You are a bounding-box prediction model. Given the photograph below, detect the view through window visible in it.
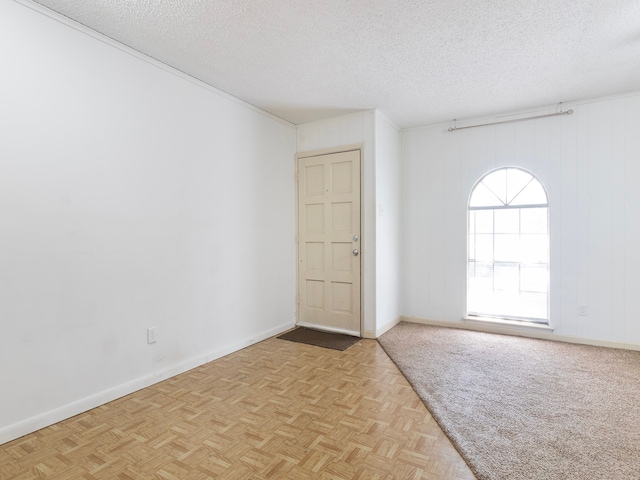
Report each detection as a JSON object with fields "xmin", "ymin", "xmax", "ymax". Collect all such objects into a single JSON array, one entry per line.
[{"xmin": 467, "ymin": 167, "xmax": 549, "ymax": 323}]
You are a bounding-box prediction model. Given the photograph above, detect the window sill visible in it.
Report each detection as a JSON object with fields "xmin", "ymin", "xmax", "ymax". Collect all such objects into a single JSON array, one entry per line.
[{"xmin": 463, "ymin": 316, "xmax": 554, "ymax": 332}]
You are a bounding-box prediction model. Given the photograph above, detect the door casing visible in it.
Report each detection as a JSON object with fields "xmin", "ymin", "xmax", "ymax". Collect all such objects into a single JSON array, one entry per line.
[{"xmin": 295, "ymin": 145, "xmax": 364, "ymax": 337}]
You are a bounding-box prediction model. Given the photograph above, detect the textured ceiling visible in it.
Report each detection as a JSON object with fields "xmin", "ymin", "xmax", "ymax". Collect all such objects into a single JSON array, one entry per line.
[{"xmin": 31, "ymin": 0, "xmax": 640, "ymax": 127}]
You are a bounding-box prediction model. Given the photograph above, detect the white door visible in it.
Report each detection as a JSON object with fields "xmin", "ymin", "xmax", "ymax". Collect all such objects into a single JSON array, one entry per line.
[{"xmin": 297, "ymin": 149, "xmax": 361, "ymax": 336}]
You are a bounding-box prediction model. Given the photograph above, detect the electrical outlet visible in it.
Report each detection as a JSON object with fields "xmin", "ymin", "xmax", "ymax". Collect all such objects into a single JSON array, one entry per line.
[
  {"xmin": 147, "ymin": 326, "xmax": 158, "ymax": 344},
  {"xmin": 578, "ymin": 305, "xmax": 588, "ymax": 317}
]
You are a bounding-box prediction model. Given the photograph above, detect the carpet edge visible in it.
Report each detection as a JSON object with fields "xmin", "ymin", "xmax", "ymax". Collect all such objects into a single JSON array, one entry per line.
[{"xmin": 377, "ymin": 331, "xmax": 484, "ymax": 480}]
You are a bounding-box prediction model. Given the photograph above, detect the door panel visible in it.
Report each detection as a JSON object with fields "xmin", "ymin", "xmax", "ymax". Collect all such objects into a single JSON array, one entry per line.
[{"xmin": 297, "ymin": 150, "xmax": 361, "ymax": 336}]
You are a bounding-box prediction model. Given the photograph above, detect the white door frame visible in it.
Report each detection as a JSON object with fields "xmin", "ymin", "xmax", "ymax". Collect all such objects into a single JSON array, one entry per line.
[{"xmin": 295, "ymin": 145, "xmax": 364, "ymax": 336}]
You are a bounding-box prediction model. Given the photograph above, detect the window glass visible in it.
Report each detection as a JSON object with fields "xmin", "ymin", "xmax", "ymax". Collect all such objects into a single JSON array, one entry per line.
[
  {"xmin": 494, "ymin": 209, "xmax": 519, "ymax": 234},
  {"xmin": 467, "ymin": 167, "xmax": 549, "ymax": 323},
  {"xmin": 510, "ymin": 181, "xmax": 547, "ymax": 205},
  {"xmin": 506, "ymin": 169, "xmax": 533, "ymax": 204},
  {"xmin": 474, "ymin": 210, "xmax": 494, "ymax": 233},
  {"xmin": 475, "ymin": 234, "xmax": 494, "ymax": 262},
  {"xmin": 470, "ymin": 182, "xmax": 503, "ymax": 207},
  {"xmin": 521, "ymin": 208, "xmax": 547, "ymax": 233},
  {"xmin": 481, "ymin": 168, "xmax": 507, "ymax": 204},
  {"xmin": 494, "ymin": 234, "xmax": 520, "ymax": 262}
]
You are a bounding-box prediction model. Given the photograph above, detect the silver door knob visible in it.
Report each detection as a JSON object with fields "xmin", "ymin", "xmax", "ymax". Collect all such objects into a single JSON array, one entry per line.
[
  {"xmin": 352, "ymin": 249, "xmax": 359, "ymax": 256},
  {"xmin": 353, "ymin": 235, "xmax": 359, "ymax": 242}
]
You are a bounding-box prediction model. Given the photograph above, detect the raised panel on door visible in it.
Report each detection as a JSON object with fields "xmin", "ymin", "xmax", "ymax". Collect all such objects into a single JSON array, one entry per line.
[{"xmin": 297, "ymin": 149, "xmax": 361, "ymax": 336}]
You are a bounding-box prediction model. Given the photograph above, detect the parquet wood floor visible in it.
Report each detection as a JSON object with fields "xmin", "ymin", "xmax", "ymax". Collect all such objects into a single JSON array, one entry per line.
[{"xmin": 1, "ymin": 336, "xmax": 475, "ymax": 479}]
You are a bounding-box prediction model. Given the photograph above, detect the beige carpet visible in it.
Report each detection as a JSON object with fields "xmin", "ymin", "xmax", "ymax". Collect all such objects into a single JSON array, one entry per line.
[{"xmin": 378, "ymin": 322, "xmax": 640, "ymax": 480}]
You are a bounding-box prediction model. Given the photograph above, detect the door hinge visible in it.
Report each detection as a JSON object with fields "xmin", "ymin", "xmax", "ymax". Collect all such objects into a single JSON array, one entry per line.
[{"xmin": 296, "ymin": 294, "xmax": 300, "ymax": 304}]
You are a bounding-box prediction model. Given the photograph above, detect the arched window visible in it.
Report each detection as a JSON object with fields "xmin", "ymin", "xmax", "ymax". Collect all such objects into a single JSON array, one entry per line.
[{"xmin": 467, "ymin": 167, "xmax": 549, "ymax": 323}]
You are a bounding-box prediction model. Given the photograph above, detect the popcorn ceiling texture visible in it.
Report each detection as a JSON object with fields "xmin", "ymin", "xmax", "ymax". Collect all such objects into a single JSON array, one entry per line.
[{"xmin": 32, "ymin": 0, "xmax": 640, "ymax": 127}]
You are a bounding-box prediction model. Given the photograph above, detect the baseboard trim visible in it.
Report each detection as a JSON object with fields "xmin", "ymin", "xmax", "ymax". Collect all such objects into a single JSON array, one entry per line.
[
  {"xmin": 372, "ymin": 316, "xmax": 402, "ymax": 338},
  {"xmin": 361, "ymin": 316, "xmax": 403, "ymax": 339},
  {"xmin": 362, "ymin": 329, "xmax": 376, "ymax": 339},
  {"xmin": 0, "ymin": 320, "xmax": 295, "ymax": 445},
  {"xmin": 401, "ymin": 316, "xmax": 640, "ymax": 351}
]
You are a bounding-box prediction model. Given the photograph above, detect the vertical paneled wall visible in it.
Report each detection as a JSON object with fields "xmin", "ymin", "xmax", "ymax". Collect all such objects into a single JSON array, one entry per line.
[{"xmin": 401, "ymin": 93, "xmax": 640, "ymax": 346}]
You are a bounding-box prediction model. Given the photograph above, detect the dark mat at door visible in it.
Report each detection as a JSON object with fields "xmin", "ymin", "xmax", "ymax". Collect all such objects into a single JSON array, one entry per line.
[{"xmin": 277, "ymin": 327, "xmax": 360, "ymax": 351}]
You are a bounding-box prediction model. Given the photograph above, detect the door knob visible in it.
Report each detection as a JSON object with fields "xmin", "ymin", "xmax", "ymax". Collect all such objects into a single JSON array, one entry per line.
[
  {"xmin": 352, "ymin": 249, "xmax": 359, "ymax": 256},
  {"xmin": 353, "ymin": 235, "xmax": 359, "ymax": 242}
]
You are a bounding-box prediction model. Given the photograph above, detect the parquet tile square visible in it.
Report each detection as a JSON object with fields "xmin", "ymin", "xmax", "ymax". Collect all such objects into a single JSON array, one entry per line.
[{"xmin": 1, "ymin": 337, "xmax": 474, "ymax": 479}]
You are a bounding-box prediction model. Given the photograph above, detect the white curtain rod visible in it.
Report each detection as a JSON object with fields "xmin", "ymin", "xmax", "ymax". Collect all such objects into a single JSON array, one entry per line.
[{"xmin": 448, "ymin": 108, "xmax": 574, "ymax": 132}]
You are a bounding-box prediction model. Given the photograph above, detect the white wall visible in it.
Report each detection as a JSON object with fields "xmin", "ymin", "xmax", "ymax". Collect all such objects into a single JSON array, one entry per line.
[
  {"xmin": 402, "ymin": 93, "xmax": 640, "ymax": 347},
  {"xmin": 374, "ymin": 112, "xmax": 402, "ymax": 335},
  {"xmin": 296, "ymin": 112, "xmax": 377, "ymax": 335},
  {"xmin": 0, "ymin": 1, "xmax": 296, "ymax": 443}
]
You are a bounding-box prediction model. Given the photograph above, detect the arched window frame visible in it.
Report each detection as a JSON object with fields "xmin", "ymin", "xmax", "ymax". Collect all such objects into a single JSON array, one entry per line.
[{"xmin": 467, "ymin": 167, "xmax": 550, "ymax": 324}]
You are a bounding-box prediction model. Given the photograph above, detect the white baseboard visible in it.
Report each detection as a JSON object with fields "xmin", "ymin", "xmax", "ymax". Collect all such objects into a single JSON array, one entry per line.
[
  {"xmin": 0, "ymin": 320, "xmax": 295, "ymax": 445},
  {"xmin": 368, "ymin": 316, "xmax": 402, "ymax": 338},
  {"xmin": 361, "ymin": 316, "xmax": 403, "ymax": 339},
  {"xmin": 400, "ymin": 316, "xmax": 640, "ymax": 351},
  {"xmin": 362, "ymin": 329, "xmax": 376, "ymax": 339}
]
